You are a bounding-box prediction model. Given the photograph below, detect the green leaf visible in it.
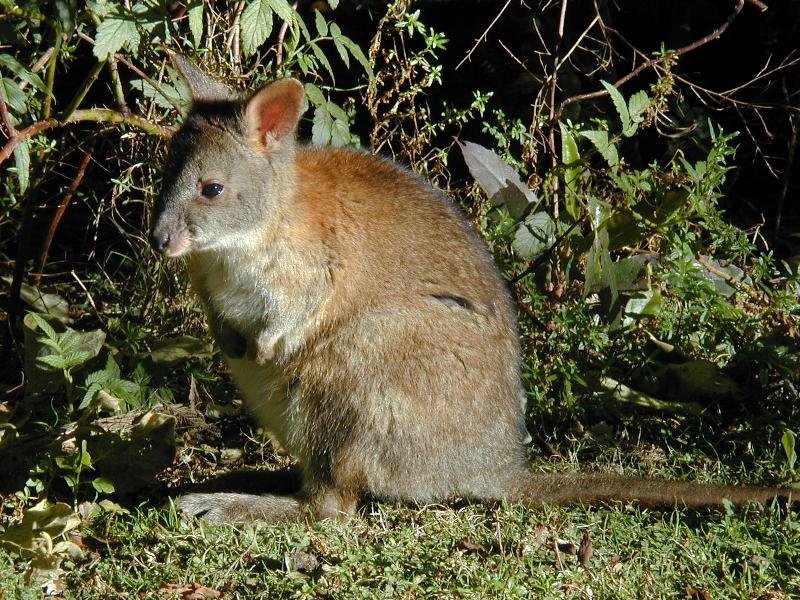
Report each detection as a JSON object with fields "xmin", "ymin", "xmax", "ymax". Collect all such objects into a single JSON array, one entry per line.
[
  {"xmin": 603, "ymin": 210, "xmax": 647, "ymax": 250},
  {"xmin": 304, "ymin": 82, "xmax": 325, "ymax": 106},
  {"xmin": 328, "ymin": 0, "xmax": 339, "ymax": 8},
  {"xmin": 580, "ymin": 129, "xmax": 619, "ymax": 167},
  {"xmin": 12, "ymin": 138, "xmax": 30, "ymax": 193},
  {"xmin": 93, "ymin": 14, "xmax": 139, "ymax": 60},
  {"xmin": 240, "ymin": 0, "xmax": 274, "ymax": 57},
  {"xmin": 584, "ymin": 197, "xmax": 615, "ymax": 299},
  {"xmin": 268, "ymin": 0, "xmax": 296, "ymax": 23},
  {"xmin": 458, "ymin": 140, "xmax": 538, "ymax": 206},
  {"xmin": 309, "ymin": 41, "xmax": 335, "ymax": 81},
  {"xmin": 55, "ymin": 0, "xmax": 78, "ymax": 32},
  {"xmin": 628, "ymin": 90, "xmax": 650, "ymax": 121},
  {"xmin": 92, "ymin": 477, "xmax": 116, "ymax": 494},
  {"xmin": 187, "ymin": 0, "xmax": 204, "ymax": 47},
  {"xmin": 0, "ymin": 77, "xmax": 27, "ymax": 113},
  {"xmin": 28, "ymin": 312, "xmax": 58, "ymax": 342},
  {"xmin": 337, "ymin": 35, "xmax": 374, "ymax": 79},
  {"xmin": 314, "ymin": 9, "xmax": 328, "ymax": 37},
  {"xmin": 513, "ymin": 212, "xmax": 557, "ymax": 261},
  {"xmin": 130, "ymin": 78, "xmax": 182, "ymax": 110},
  {"xmin": 330, "ymin": 118, "xmax": 350, "ymax": 147},
  {"xmin": 559, "ymin": 122, "xmax": 581, "ymax": 220},
  {"xmin": 782, "ymin": 429, "xmax": 797, "ymax": 473},
  {"xmin": 622, "ymin": 289, "xmax": 662, "ymax": 328},
  {"xmin": 312, "ymin": 105, "xmax": 333, "ymax": 146},
  {"xmin": 329, "ymin": 22, "xmax": 350, "ymax": 68},
  {"xmin": 601, "ymin": 80, "xmax": 631, "ymax": 134},
  {"xmin": 0, "ymin": 54, "xmax": 48, "ymax": 95},
  {"xmin": 149, "ymin": 335, "xmax": 213, "ymax": 364}
]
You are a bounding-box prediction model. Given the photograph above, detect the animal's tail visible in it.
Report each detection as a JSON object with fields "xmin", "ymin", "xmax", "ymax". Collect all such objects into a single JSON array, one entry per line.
[{"xmin": 507, "ymin": 472, "xmax": 791, "ymax": 509}]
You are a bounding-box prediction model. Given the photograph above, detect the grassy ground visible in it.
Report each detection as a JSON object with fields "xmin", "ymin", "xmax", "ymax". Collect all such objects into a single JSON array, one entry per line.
[{"xmin": 2, "ymin": 446, "xmax": 798, "ymax": 599}]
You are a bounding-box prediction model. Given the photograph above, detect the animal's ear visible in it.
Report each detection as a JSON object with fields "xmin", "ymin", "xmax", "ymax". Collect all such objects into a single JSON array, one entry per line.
[
  {"xmin": 244, "ymin": 79, "xmax": 305, "ymax": 152},
  {"xmin": 172, "ymin": 54, "xmax": 235, "ymax": 103}
]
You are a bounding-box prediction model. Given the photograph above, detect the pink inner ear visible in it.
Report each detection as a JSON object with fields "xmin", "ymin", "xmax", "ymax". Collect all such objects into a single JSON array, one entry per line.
[
  {"xmin": 247, "ymin": 81, "xmax": 303, "ymax": 146},
  {"xmin": 259, "ymin": 102, "xmax": 286, "ymax": 139}
]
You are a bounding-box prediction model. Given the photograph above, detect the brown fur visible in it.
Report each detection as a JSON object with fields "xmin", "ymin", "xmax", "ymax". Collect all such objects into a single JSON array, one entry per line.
[{"xmin": 152, "ymin": 58, "xmax": 789, "ymax": 523}]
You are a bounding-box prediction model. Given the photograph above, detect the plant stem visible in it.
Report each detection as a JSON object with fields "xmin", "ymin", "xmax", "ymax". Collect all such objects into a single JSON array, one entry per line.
[{"xmin": 43, "ymin": 23, "xmax": 62, "ymax": 120}]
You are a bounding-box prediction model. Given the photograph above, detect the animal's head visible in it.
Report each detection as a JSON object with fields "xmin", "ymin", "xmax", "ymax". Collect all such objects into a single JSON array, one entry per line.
[{"xmin": 151, "ymin": 55, "xmax": 305, "ymax": 257}]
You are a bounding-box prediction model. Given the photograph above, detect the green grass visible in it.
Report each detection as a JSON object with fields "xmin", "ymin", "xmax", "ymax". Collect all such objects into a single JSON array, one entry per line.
[{"xmin": 2, "ymin": 464, "xmax": 798, "ymax": 598}]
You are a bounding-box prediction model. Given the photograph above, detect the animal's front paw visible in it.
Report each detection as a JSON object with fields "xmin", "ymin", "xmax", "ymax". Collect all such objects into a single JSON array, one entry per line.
[{"xmin": 215, "ymin": 323, "xmax": 247, "ymax": 358}]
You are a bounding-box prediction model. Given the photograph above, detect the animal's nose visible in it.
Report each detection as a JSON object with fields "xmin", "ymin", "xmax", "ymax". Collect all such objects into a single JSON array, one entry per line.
[{"xmin": 151, "ymin": 229, "xmax": 171, "ymax": 253}]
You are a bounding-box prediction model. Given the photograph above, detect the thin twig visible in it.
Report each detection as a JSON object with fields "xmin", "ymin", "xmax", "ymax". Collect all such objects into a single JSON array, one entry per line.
[
  {"xmin": 36, "ymin": 145, "xmax": 96, "ymax": 283},
  {"xmin": 61, "ymin": 59, "xmax": 106, "ymax": 121},
  {"xmin": 556, "ymin": 0, "xmax": 752, "ymax": 119},
  {"xmin": 548, "ymin": 0, "xmax": 569, "ymax": 219},
  {"xmin": 75, "ymin": 30, "xmax": 184, "ymax": 113},
  {"xmin": 276, "ymin": 1, "xmax": 299, "ymax": 66},
  {"xmin": 0, "ymin": 108, "xmax": 173, "ymax": 167},
  {"xmin": 0, "ymin": 87, "xmax": 18, "ymax": 138},
  {"xmin": 19, "ymin": 47, "xmax": 54, "ymax": 91},
  {"xmin": 43, "ymin": 24, "xmax": 62, "ymax": 120},
  {"xmin": 107, "ymin": 58, "xmax": 129, "ymax": 115},
  {"xmin": 455, "ymin": 0, "xmax": 513, "ymax": 70},
  {"xmin": 71, "ymin": 270, "xmax": 105, "ymax": 325}
]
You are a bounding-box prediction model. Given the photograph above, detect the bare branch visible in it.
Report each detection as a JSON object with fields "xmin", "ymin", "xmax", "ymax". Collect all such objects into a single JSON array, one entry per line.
[{"xmin": 0, "ymin": 108, "xmax": 173, "ymax": 167}]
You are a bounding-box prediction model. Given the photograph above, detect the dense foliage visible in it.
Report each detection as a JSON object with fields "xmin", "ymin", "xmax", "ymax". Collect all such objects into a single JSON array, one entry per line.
[{"xmin": 1, "ymin": 0, "xmax": 798, "ymax": 595}]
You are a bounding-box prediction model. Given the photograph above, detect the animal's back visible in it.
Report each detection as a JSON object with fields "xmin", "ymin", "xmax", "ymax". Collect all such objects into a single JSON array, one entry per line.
[{"xmin": 284, "ymin": 147, "xmax": 531, "ymax": 503}]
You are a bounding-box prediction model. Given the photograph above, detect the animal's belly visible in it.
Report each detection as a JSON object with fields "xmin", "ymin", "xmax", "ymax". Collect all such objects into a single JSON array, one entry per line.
[{"xmin": 225, "ymin": 356, "xmax": 298, "ymax": 455}]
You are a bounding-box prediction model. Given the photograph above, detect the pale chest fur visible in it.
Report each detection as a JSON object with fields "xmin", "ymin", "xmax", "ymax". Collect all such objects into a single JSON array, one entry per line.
[{"xmin": 186, "ymin": 240, "xmax": 331, "ymax": 455}]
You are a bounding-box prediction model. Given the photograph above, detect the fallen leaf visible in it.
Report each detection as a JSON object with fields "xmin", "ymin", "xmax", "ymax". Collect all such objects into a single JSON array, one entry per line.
[
  {"xmin": 285, "ymin": 551, "xmax": 319, "ymax": 573},
  {"xmin": 457, "ymin": 538, "xmax": 489, "ymax": 556},
  {"xmin": 578, "ymin": 532, "xmax": 593, "ymax": 569},
  {"xmin": 685, "ymin": 588, "xmax": 712, "ymax": 600}
]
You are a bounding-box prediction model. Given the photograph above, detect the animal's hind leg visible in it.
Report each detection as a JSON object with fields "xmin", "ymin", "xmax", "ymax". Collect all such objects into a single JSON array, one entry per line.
[{"xmin": 178, "ymin": 486, "xmax": 357, "ymax": 523}]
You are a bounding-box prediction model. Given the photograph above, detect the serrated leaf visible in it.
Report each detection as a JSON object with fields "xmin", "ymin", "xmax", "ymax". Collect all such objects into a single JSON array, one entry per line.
[
  {"xmin": 628, "ymin": 90, "xmax": 650, "ymax": 120},
  {"xmin": 28, "ymin": 312, "xmax": 58, "ymax": 341},
  {"xmin": 0, "ymin": 54, "xmax": 48, "ymax": 95},
  {"xmin": 458, "ymin": 140, "xmax": 537, "ymax": 206},
  {"xmin": 187, "ymin": 0, "xmax": 203, "ymax": 47},
  {"xmin": 268, "ymin": 0, "xmax": 296, "ymax": 23},
  {"xmin": 304, "ymin": 82, "xmax": 325, "ymax": 106},
  {"xmin": 601, "ymin": 80, "xmax": 631, "ymax": 134},
  {"xmin": 580, "ymin": 129, "xmax": 618, "ymax": 167},
  {"xmin": 513, "ymin": 212, "xmax": 556, "ymax": 260},
  {"xmin": 37, "ymin": 354, "xmax": 68, "ymax": 370},
  {"xmin": 12, "ymin": 138, "xmax": 30, "ymax": 193},
  {"xmin": 240, "ymin": 0, "xmax": 274, "ymax": 57},
  {"xmin": 93, "ymin": 15, "xmax": 139, "ymax": 60},
  {"xmin": 309, "ymin": 41, "xmax": 335, "ymax": 81},
  {"xmin": 559, "ymin": 122, "xmax": 581, "ymax": 220},
  {"xmin": 330, "ymin": 118, "xmax": 350, "ymax": 147},
  {"xmin": 328, "ymin": 22, "xmax": 350, "ymax": 67},
  {"xmin": 130, "ymin": 78, "xmax": 182, "ymax": 110},
  {"xmin": 337, "ymin": 35, "xmax": 373, "ymax": 79},
  {"xmin": 0, "ymin": 77, "xmax": 26, "ymax": 113},
  {"xmin": 312, "ymin": 105, "xmax": 333, "ymax": 146},
  {"xmin": 314, "ymin": 9, "xmax": 328, "ymax": 36}
]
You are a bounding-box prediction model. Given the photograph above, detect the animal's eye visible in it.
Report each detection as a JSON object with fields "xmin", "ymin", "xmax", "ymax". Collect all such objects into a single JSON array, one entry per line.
[{"xmin": 201, "ymin": 182, "xmax": 224, "ymax": 198}]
